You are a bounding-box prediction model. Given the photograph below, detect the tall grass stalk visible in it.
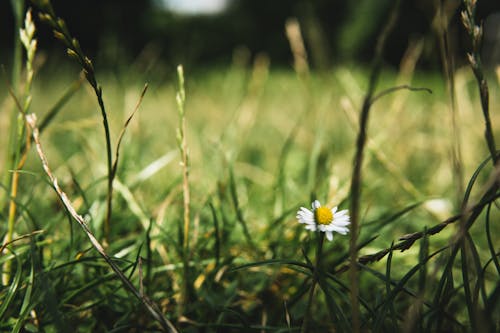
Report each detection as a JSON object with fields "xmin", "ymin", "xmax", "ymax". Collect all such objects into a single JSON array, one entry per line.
[
  {"xmin": 175, "ymin": 64, "xmax": 192, "ymax": 316},
  {"xmin": 436, "ymin": 0, "xmax": 464, "ymax": 205},
  {"xmin": 446, "ymin": 1, "xmax": 500, "ymax": 330},
  {"xmin": 348, "ymin": 2, "xmax": 401, "ymax": 331},
  {"xmin": 461, "ymin": 0, "xmax": 497, "ymax": 164},
  {"xmin": 3, "ymin": 8, "xmax": 36, "ymax": 285},
  {"xmin": 1, "ymin": 0, "xmax": 23, "ymax": 209},
  {"xmin": 31, "ymin": 0, "xmax": 114, "ymax": 244},
  {"xmin": 285, "ymin": 17, "xmax": 309, "ymax": 80},
  {"xmin": 285, "ymin": 17, "xmax": 322, "ymax": 196},
  {"xmin": 0, "ymin": 0, "xmax": 25, "ymax": 202}
]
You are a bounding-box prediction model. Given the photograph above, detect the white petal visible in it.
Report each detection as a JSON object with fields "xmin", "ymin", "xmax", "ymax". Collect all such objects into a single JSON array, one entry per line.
[
  {"xmin": 305, "ymin": 224, "xmax": 317, "ymax": 231},
  {"xmin": 333, "ymin": 218, "xmax": 350, "ymax": 227},
  {"xmin": 330, "ymin": 206, "xmax": 338, "ymax": 214},
  {"xmin": 322, "ymin": 222, "xmax": 349, "ymax": 235},
  {"xmin": 334, "ymin": 210, "xmax": 349, "ymax": 219},
  {"xmin": 312, "ymin": 200, "xmax": 321, "ymax": 209},
  {"xmin": 331, "ymin": 226, "xmax": 349, "ymax": 234},
  {"xmin": 298, "ymin": 207, "xmax": 312, "ymax": 215},
  {"xmin": 303, "ymin": 219, "xmax": 316, "ymax": 226},
  {"xmin": 300, "ymin": 215, "xmax": 315, "ymax": 224},
  {"xmin": 325, "ymin": 231, "xmax": 333, "ymax": 241},
  {"xmin": 297, "ymin": 208, "xmax": 314, "ymax": 224},
  {"xmin": 334, "ymin": 211, "xmax": 350, "ymax": 226}
]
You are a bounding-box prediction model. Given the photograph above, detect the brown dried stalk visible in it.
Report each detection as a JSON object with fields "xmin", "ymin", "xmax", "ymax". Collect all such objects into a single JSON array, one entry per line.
[{"xmin": 348, "ymin": 1, "xmax": 401, "ymax": 331}]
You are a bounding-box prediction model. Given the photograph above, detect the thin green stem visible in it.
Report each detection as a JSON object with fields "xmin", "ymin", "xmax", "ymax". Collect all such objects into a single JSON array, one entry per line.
[
  {"xmin": 301, "ymin": 232, "xmax": 325, "ymax": 333},
  {"xmin": 1, "ymin": 0, "xmax": 24, "ymax": 236},
  {"xmin": 99, "ymin": 88, "xmax": 113, "ymax": 245},
  {"xmin": 31, "ymin": 0, "xmax": 114, "ymax": 244},
  {"xmin": 3, "ymin": 5, "xmax": 35, "ymax": 285}
]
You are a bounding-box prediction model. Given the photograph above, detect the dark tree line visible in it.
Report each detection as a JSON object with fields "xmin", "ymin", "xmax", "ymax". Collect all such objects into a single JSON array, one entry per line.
[{"xmin": 1, "ymin": 0, "xmax": 500, "ymax": 70}]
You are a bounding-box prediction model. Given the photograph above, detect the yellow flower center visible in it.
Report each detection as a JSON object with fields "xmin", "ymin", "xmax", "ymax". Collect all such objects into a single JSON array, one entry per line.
[{"xmin": 315, "ymin": 206, "xmax": 333, "ymax": 225}]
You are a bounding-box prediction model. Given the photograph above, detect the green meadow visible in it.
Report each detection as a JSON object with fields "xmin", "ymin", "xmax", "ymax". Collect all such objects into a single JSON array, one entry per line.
[{"xmin": 1, "ymin": 1, "xmax": 499, "ymax": 332}]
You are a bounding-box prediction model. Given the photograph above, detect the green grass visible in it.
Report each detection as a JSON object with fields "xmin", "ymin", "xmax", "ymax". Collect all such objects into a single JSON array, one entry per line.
[
  {"xmin": 1, "ymin": 1, "xmax": 499, "ymax": 332},
  {"xmin": 1, "ymin": 63, "xmax": 499, "ymax": 332}
]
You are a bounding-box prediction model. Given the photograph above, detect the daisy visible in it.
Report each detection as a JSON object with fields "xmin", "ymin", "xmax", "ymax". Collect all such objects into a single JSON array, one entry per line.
[{"xmin": 296, "ymin": 200, "xmax": 350, "ymax": 241}]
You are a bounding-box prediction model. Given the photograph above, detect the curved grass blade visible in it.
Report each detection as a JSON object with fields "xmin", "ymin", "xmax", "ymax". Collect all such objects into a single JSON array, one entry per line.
[
  {"xmin": 12, "ymin": 254, "xmax": 35, "ymax": 333},
  {"xmin": 462, "ymin": 153, "xmax": 494, "ymax": 207},
  {"xmin": 229, "ymin": 167, "xmax": 258, "ymax": 253},
  {"xmin": 0, "ymin": 250, "xmax": 22, "ymax": 320},
  {"xmin": 484, "ymin": 282, "xmax": 500, "ymax": 329},
  {"xmin": 316, "ymin": 275, "xmax": 350, "ymax": 332},
  {"xmin": 369, "ymin": 85, "xmax": 432, "ymax": 105},
  {"xmin": 485, "ymin": 203, "xmax": 500, "ymax": 274},
  {"xmin": 372, "ymin": 243, "xmax": 396, "ymax": 332},
  {"xmin": 332, "ymin": 235, "xmax": 378, "ymax": 270},
  {"xmin": 363, "ymin": 201, "xmax": 423, "ymax": 227},
  {"xmin": 323, "ymin": 272, "xmax": 375, "ymax": 320},
  {"xmin": 209, "ymin": 201, "xmax": 221, "ymax": 266},
  {"xmin": 230, "ymin": 259, "xmax": 312, "ymax": 273},
  {"xmin": 110, "ymin": 83, "xmax": 148, "ymax": 197},
  {"xmin": 199, "ymin": 322, "xmax": 301, "ymax": 332},
  {"xmin": 286, "ymin": 276, "xmax": 312, "ymax": 309},
  {"xmin": 411, "ymin": 226, "xmax": 430, "ymax": 332},
  {"xmin": 429, "ymin": 177, "xmax": 499, "ymax": 330},
  {"xmin": 460, "ymin": 236, "xmax": 476, "ymax": 331},
  {"xmin": 387, "ymin": 244, "xmax": 398, "ymax": 330},
  {"xmin": 61, "ymin": 261, "xmax": 135, "ymax": 304},
  {"xmin": 219, "ymin": 306, "xmax": 251, "ymax": 328},
  {"xmin": 366, "ymin": 247, "xmax": 447, "ymax": 317},
  {"xmin": 429, "ymin": 251, "xmax": 457, "ymax": 331},
  {"xmin": 464, "ymin": 233, "xmax": 487, "ymax": 309},
  {"xmin": 107, "ymin": 325, "xmax": 136, "ymax": 333}
]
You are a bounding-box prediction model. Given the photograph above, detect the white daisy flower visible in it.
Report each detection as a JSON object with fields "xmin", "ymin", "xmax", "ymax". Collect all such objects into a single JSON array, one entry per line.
[{"xmin": 296, "ymin": 200, "xmax": 350, "ymax": 241}]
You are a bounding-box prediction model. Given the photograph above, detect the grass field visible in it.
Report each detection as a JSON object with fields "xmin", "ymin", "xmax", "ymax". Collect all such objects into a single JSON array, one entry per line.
[{"xmin": 1, "ymin": 1, "xmax": 499, "ymax": 332}]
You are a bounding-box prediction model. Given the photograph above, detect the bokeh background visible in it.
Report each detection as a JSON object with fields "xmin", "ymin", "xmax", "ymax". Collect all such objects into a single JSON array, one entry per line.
[{"xmin": 2, "ymin": 0, "xmax": 500, "ymax": 73}]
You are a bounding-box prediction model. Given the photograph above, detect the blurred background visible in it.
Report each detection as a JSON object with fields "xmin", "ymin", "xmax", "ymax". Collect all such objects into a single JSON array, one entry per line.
[{"xmin": 2, "ymin": 0, "xmax": 500, "ymax": 75}]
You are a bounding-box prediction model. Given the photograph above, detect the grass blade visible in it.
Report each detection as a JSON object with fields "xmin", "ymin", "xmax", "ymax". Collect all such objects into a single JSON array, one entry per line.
[
  {"xmin": 26, "ymin": 113, "xmax": 178, "ymax": 332},
  {"xmin": 485, "ymin": 203, "xmax": 500, "ymax": 275},
  {"xmin": 0, "ymin": 250, "xmax": 23, "ymax": 320},
  {"xmin": 229, "ymin": 167, "xmax": 258, "ymax": 253},
  {"xmin": 231, "ymin": 259, "xmax": 312, "ymax": 273},
  {"xmin": 12, "ymin": 250, "xmax": 36, "ymax": 333}
]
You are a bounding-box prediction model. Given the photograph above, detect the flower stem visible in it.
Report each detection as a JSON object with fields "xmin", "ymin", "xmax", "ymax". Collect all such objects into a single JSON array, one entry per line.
[{"xmin": 301, "ymin": 232, "xmax": 325, "ymax": 333}]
